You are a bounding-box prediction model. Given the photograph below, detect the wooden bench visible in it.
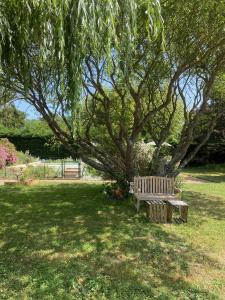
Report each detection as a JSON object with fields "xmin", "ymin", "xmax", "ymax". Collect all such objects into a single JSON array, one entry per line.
[
  {"xmin": 64, "ymin": 168, "xmax": 80, "ymax": 178},
  {"xmin": 131, "ymin": 176, "xmax": 181, "ymax": 212}
]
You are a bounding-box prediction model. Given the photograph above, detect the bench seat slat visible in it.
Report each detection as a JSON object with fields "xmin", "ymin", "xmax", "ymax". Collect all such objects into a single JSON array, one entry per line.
[{"xmin": 134, "ymin": 193, "xmax": 179, "ymax": 200}]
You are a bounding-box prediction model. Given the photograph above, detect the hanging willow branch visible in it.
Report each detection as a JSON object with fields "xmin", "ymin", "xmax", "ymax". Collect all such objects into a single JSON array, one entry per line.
[{"xmin": 0, "ymin": 0, "xmax": 163, "ymax": 100}]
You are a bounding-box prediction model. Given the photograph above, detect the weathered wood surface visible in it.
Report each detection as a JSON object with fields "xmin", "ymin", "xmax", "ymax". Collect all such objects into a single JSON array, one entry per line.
[
  {"xmin": 166, "ymin": 200, "xmax": 188, "ymax": 206},
  {"xmin": 64, "ymin": 168, "xmax": 80, "ymax": 178},
  {"xmin": 133, "ymin": 176, "xmax": 175, "ymax": 194},
  {"xmin": 166, "ymin": 200, "xmax": 189, "ymax": 223},
  {"xmin": 4, "ymin": 181, "xmax": 18, "ymax": 186},
  {"xmin": 135, "ymin": 193, "xmax": 180, "ymax": 201},
  {"xmin": 132, "ymin": 176, "xmax": 180, "ymax": 212},
  {"xmin": 146, "ymin": 200, "xmax": 167, "ymax": 223}
]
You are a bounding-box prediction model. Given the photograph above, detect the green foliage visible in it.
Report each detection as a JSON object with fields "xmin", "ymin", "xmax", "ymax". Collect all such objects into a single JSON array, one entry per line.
[
  {"xmin": 0, "ymin": 0, "xmax": 163, "ymax": 103},
  {"xmin": 133, "ymin": 142, "xmax": 154, "ymax": 176},
  {"xmin": 21, "ymin": 119, "xmax": 53, "ymax": 137},
  {"xmin": 103, "ymin": 181, "xmax": 130, "ymax": 200},
  {"xmin": 103, "ymin": 182, "xmax": 122, "ymax": 200},
  {"xmin": 22, "ymin": 165, "xmax": 56, "ymax": 180},
  {"xmin": 0, "ymin": 136, "xmax": 72, "ymax": 160},
  {"xmin": 191, "ymin": 73, "xmax": 225, "ymax": 141},
  {"xmin": 0, "ymin": 86, "xmax": 15, "ymax": 105},
  {"xmin": 0, "ymin": 105, "xmax": 26, "ymax": 128},
  {"xmin": 184, "ymin": 74, "xmax": 225, "ymax": 166},
  {"xmin": 84, "ymin": 165, "xmax": 103, "ymax": 178},
  {"xmin": 16, "ymin": 151, "xmax": 37, "ymax": 164},
  {"xmin": 0, "ymin": 137, "xmax": 16, "ymax": 153},
  {"xmin": 175, "ymin": 175, "xmax": 184, "ymax": 190},
  {"xmin": 0, "ymin": 0, "xmax": 225, "ymax": 180},
  {"xmin": 80, "ymin": 89, "xmax": 135, "ymax": 157},
  {"xmin": 0, "ymin": 116, "xmax": 73, "ymax": 160},
  {"xmin": 0, "ymin": 118, "xmax": 53, "ymax": 137},
  {"xmin": 81, "ymin": 89, "xmax": 182, "ymax": 170},
  {"xmin": 164, "ymin": 0, "xmax": 225, "ymax": 67},
  {"xmin": 211, "ymin": 74, "xmax": 225, "ymax": 104},
  {"xmin": 144, "ymin": 100, "xmax": 184, "ymax": 144}
]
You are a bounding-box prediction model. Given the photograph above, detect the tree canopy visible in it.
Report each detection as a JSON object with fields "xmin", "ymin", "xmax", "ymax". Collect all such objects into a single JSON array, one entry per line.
[
  {"xmin": 0, "ymin": 0, "xmax": 225, "ymax": 182},
  {"xmin": 0, "ymin": 0, "xmax": 163, "ymax": 101}
]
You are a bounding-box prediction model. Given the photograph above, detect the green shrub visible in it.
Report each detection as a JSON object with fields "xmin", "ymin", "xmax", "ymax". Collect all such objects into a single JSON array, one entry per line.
[
  {"xmin": 134, "ymin": 142, "xmax": 154, "ymax": 176},
  {"xmin": 22, "ymin": 165, "xmax": 56, "ymax": 179},
  {"xmin": 175, "ymin": 175, "xmax": 184, "ymax": 190},
  {"xmin": 83, "ymin": 164, "xmax": 103, "ymax": 177},
  {"xmin": 16, "ymin": 151, "xmax": 37, "ymax": 164}
]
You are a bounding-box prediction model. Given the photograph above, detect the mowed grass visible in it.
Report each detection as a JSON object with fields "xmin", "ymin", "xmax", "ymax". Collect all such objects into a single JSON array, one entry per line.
[
  {"xmin": 184, "ymin": 163, "xmax": 225, "ymax": 183},
  {"xmin": 184, "ymin": 163, "xmax": 225, "ymax": 198},
  {"xmin": 0, "ymin": 182, "xmax": 225, "ymax": 299}
]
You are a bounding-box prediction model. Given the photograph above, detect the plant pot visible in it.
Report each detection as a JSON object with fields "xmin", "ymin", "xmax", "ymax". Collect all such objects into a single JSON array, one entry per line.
[
  {"xmin": 22, "ymin": 179, "xmax": 39, "ymax": 186},
  {"xmin": 4, "ymin": 180, "xmax": 18, "ymax": 186},
  {"xmin": 112, "ymin": 188, "xmax": 124, "ymax": 200}
]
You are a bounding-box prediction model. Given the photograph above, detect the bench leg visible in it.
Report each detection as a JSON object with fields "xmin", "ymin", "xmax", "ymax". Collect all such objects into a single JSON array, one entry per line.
[
  {"xmin": 167, "ymin": 203, "xmax": 173, "ymax": 222},
  {"xmin": 136, "ymin": 199, "xmax": 140, "ymax": 212},
  {"xmin": 180, "ymin": 206, "xmax": 188, "ymax": 222}
]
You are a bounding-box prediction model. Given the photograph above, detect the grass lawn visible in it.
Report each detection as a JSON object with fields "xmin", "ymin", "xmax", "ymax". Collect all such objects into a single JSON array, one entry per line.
[
  {"xmin": 183, "ymin": 163, "xmax": 225, "ymax": 183},
  {"xmin": 0, "ymin": 181, "xmax": 225, "ymax": 299}
]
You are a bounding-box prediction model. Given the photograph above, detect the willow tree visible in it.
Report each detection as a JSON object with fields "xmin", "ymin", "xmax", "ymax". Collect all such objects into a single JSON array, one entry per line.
[
  {"xmin": 0, "ymin": 0, "xmax": 225, "ymax": 183},
  {"xmin": 0, "ymin": 0, "xmax": 164, "ymax": 180},
  {"xmin": 0, "ymin": 0, "xmax": 162, "ymax": 98}
]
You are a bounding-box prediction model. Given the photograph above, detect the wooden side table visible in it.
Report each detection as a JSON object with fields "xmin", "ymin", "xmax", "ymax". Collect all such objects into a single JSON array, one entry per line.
[{"xmin": 166, "ymin": 200, "xmax": 189, "ymax": 223}]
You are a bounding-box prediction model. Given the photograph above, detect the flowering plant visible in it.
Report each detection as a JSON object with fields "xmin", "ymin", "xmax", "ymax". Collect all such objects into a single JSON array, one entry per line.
[{"xmin": 0, "ymin": 139, "xmax": 17, "ymax": 168}]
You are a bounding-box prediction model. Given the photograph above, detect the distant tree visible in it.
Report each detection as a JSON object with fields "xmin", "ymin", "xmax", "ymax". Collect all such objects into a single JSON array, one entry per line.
[
  {"xmin": 0, "ymin": 105, "xmax": 26, "ymax": 128},
  {"xmin": 21, "ymin": 119, "xmax": 53, "ymax": 137},
  {"xmin": 190, "ymin": 73, "xmax": 225, "ymax": 142},
  {"xmin": 0, "ymin": 86, "xmax": 14, "ymax": 106}
]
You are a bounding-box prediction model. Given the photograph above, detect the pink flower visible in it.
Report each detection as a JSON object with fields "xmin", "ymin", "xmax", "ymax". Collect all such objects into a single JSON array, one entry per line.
[
  {"xmin": 0, "ymin": 145, "xmax": 8, "ymax": 168},
  {"xmin": 0, "ymin": 140, "xmax": 17, "ymax": 169},
  {"xmin": 7, "ymin": 153, "xmax": 17, "ymax": 164}
]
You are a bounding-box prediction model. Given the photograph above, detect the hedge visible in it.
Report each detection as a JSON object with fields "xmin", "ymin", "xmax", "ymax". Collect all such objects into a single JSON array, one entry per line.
[
  {"xmin": 185, "ymin": 143, "xmax": 225, "ymax": 166},
  {"xmin": 0, "ymin": 135, "xmax": 74, "ymax": 159},
  {"xmin": 2, "ymin": 135, "xmax": 224, "ymax": 165}
]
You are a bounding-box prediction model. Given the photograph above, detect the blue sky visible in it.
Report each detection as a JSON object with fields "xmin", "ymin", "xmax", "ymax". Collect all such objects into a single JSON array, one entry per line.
[{"xmin": 15, "ymin": 100, "xmax": 40, "ymax": 119}]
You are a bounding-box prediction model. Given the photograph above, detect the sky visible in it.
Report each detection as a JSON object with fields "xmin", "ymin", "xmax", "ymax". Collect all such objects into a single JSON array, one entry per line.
[
  {"xmin": 13, "ymin": 74, "xmax": 200, "ymax": 120},
  {"xmin": 14, "ymin": 99, "xmax": 40, "ymax": 119}
]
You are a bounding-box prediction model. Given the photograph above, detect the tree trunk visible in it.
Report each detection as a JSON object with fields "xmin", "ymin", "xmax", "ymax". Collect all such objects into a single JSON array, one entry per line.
[{"xmin": 125, "ymin": 140, "xmax": 135, "ymax": 182}]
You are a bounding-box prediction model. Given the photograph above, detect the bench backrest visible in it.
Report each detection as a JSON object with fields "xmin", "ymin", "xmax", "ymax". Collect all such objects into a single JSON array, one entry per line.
[{"xmin": 133, "ymin": 176, "xmax": 175, "ymax": 195}]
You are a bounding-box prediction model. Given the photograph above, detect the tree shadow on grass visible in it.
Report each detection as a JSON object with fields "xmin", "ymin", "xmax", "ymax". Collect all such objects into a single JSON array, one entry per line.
[
  {"xmin": 0, "ymin": 184, "xmax": 222, "ymax": 299},
  {"xmin": 183, "ymin": 190, "xmax": 225, "ymax": 221},
  {"xmin": 195, "ymin": 174, "xmax": 225, "ymax": 183}
]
